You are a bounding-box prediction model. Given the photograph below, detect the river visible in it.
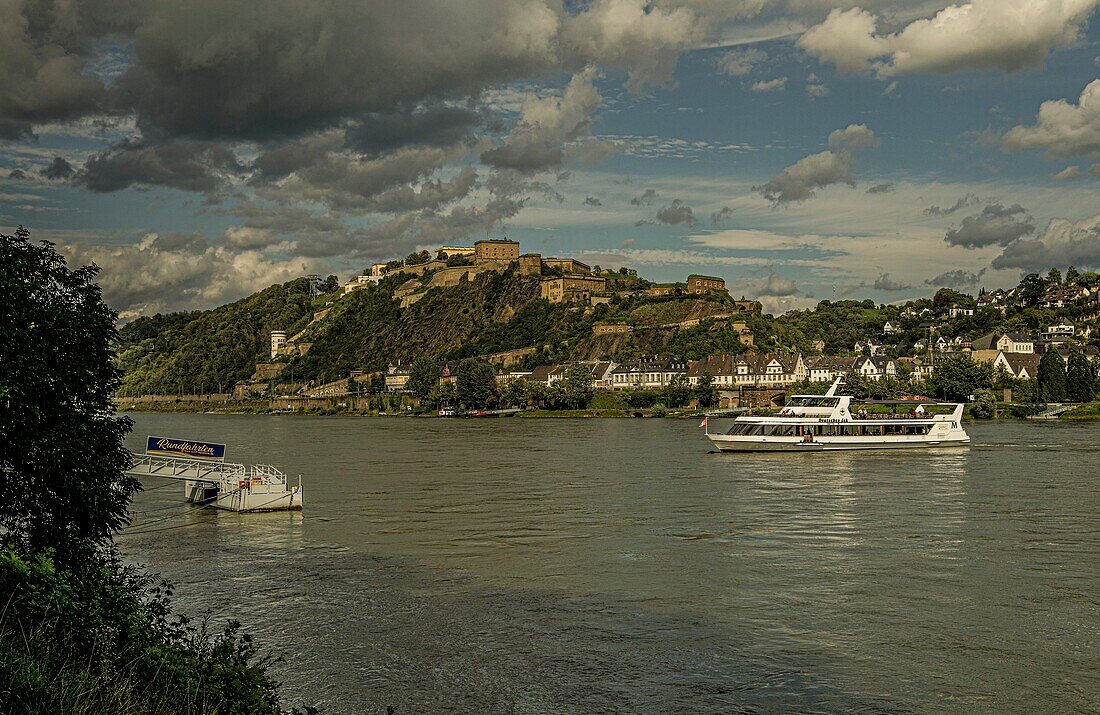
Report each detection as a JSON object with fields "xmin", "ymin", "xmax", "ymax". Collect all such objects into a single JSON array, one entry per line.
[{"xmin": 119, "ymin": 415, "xmax": 1100, "ymax": 714}]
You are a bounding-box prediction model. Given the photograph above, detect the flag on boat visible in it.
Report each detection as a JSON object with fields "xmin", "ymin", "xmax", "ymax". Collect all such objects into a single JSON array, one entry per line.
[{"xmin": 699, "ymin": 416, "xmax": 708, "ymax": 429}]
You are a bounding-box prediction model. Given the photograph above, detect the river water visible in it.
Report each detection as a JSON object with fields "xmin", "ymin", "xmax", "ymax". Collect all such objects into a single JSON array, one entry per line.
[{"xmin": 120, "ymin": 416, "xmax": 1100, "ymax": 714}]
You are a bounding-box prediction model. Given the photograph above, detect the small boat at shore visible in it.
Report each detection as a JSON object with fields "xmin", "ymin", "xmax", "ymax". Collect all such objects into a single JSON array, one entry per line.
[{"xmin": 704, "ymin": 378, "xmax": 970, "ymax": 452}]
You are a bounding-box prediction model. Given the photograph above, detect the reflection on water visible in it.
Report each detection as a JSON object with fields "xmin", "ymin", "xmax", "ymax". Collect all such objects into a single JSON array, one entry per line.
[{"xmin": 120, "ymin": 417, "xmax": 1100, "ymax": 714}]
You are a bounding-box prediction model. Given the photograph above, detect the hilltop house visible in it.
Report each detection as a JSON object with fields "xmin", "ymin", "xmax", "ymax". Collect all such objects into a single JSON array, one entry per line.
[
  {"xmin": 948, "ymin": 304, "xmax": 975, "ymax": 318},
  {"xmin": 854, "ymin": 338, "xmax": 885, "ymax": 356},
  {"xmin": 1041, "ymin": 286, "xmax": 1090, "ymax": 308},
  {"xmin": 883, "ymin": 320, "xmax": 901, "ymax": 335},
  {"xmin": 1040, "ymin": 323, "xmax": 1077, "ymax": 345}
]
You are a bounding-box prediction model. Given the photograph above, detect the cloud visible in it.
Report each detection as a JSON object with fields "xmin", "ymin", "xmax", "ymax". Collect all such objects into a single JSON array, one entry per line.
[
  {"xmin": 44, "ymin": 157, "xmax": 75, "ymax": 181},
  {"xmin": 866, "ymin": 183, "xmax": 895, "ymax": 194},
  {"xmin": 716, "ymin": 48, "xmax": 766, "ymax": 76},
  {"xmin": 1050, "ymin": 166, "xmax": 1081, "ymax": 181},
  {"xmin": 944, "ymin": 203, "xmax": 1035, "ymax": 248},
  {"xmin": 756, "ymin": 273, "xmax": 798, "ymax": 297},
  {"xmin": 805, "ymin": 81, "xmax": 829, "ymax": 98},
  {"xmin": 343, "ymin": 106, "xmax": 483, "ymax": 157},
  {"xmin": 654, "ymin": 199, "xmax": 698, "ymax": 226},
  {"xmin": 798, "ymin": 1, "xmax": 1099, "ymax": 77},
  {"xmin": 630, "ymin": 188, "xmax": 659, "ymax": 205},
  {"xmin": 925, "ymin": 269, "xmax": 985, "ymax": 289},
  {"xmin": 991, "ymin": 213, "xmax": 1100, "ymax": 272},
  {"xmin": 756, "ymin": 124, "xmax": 876, "ymax": 205},
  {"xmin": 872, "ymin": 273, "xmax": 911, "ymax": 291},
  {"xmin": 583, "ymin": 196, "xmax": 603, "ymax": 206},
  {"xmin": 710, "ymin": 205, "xmax": 734, "ymax": 225},
  {"xmin": 1002, "ymin": 80, "xmax": 1100, "ymax": 159},
  {"xmin": 64, "ymin": 233, "xmax": 323, "ymax": 318},
  {"xmin": 751, "ymin": 77, "xmax": 788, "ymax": 92},
  {"xmin": 480, "ymin": 68, "xmax": 603, "ymax": 172},
  {"xmin": 924, "ymin": 193, "xmax": 979, "ymax": 216},
  {"xmin": 1092, "ymin": 163, "xmax": 1100, "ymax": 177},
  {"xmin": 75, "ymin": 139, "xmax": 246, "ymax": 194}
]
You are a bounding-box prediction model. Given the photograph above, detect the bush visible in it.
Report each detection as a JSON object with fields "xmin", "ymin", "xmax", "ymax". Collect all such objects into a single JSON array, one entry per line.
[
  {"xmin": 625, "ymin": 391, "xmax": 658, "ymax": 409},
  {"xmin": 0, "ymin": 550, "xmax": 310, "ymax": 715},
  {"xmin": 652, "ymin": 404, "xmax": 668, "ymax": 418},
  {"xmin": 970, "ymin": 389, "xmax": 996, "ymax": 419}
]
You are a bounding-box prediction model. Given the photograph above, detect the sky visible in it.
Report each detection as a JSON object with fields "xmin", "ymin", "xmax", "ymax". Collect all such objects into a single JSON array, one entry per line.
[{"xmin": 2, "ymin": 0, "xmax": 1099, "ymax": 318}]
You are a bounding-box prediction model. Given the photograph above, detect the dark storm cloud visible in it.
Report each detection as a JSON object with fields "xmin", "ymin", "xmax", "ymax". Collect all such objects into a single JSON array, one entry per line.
[
  {"xmin": 925, "ymin": 269, "xmax": 985, "ymax": 289},
  {"xmin": 583, "ymin": 196, "xmax": 603, "ymax": 206},
  {"xmin": 75, "ymin": 139, "xmax": 246, "ymax": 193},
  {"xmin": 345, "ymin": 107, "xmax": 483, "ymax": 157},
  {"xmin": 991, "ymin": 214, "xmax": 1100, "ymax": 272},
  {"xmin": 866, "ymin": 183, "xmax": 895, "ymax": 194},
  {"xmin": 944, "ymin": 203, "xmax": 1035, "ymax": 249},
  {"xmin": 924, "ymin": 193, "xmax": 979, "ymax": 216},
  {"xmin": 630, "ymin": 188, "xmax": 659, "ymax": 205},
  {"xmin": 44, "ymin": 157, "xmax": 75, "ymax": 180},
  {"xmin": 655, "ymin": 199, "xmax": 698, "ymax": 226},
  {"xmin": 872, "ymin": 273, "xmax": 910, "ymax": 291}
]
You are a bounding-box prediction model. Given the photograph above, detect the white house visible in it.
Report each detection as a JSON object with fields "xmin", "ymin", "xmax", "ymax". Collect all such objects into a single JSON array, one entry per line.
[
  {"xmin": 883, "ymin": 320, "xmax": 901, "ymax": 335},
  {"xmin": 854, "ymin": 338, "xmax": 885, "ymax": 356},
  {"xmin": 948, "ymin": 304, "xmax": 975, "ymax": 318},
  {"xmin": 993, "ymin": 352, "xmax": 1040, "ymax": 380},
  {"xmin": 854, "ymin": 356, "xmax": 897, "ymax": 382},
  {"xmin": 997, "ymin": 333, "xmax": 1034, "ymax": 353}
]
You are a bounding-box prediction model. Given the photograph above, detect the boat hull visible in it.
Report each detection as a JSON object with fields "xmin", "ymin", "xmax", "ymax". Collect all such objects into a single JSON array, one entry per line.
[{"xmin": 707, "ymin": 435, "xmax": 970, "ymax": 452}]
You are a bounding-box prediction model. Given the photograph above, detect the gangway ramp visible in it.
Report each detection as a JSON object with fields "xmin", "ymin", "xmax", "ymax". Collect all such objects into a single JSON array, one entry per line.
[{"xmin": 127, "ymin": 453, "xmax": 303, "ymax": 512}]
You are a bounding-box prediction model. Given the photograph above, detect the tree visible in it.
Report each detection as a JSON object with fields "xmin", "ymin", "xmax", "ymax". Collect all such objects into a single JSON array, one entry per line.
[
  {"xmin": 367, "ymin": 372, "xmax": 386, "ymax": 395},
  {"xmin": 1016, "ymin": 273, "xmax": 1046, "ymax": 307},
  {"xmin": 663, "ymin": 374, "xmax": 691, "ymax": 408},
  {"xmin": 929, "ymin": 353, "xmax": 993, "ymax": 402},
  {"xmin": 428, "ymin": 381, "xmax": 456, "ymax": 407},
  {"xmin": 560, "ymin": 364, "xmax": 595, "ymax": 409},
  {"xmin": 501, "ymin": 377, "xmax": 529, "ymax": 408},
  {"xmin": 405, "ymin": 250, "xmax": 430, "ymax": 265},
  {"xmin": 1065, "ymin": 352, "xmax": 1096, "ymax": 403},
  {"xmin": 1, "ymin": 227, "xmax": 139, "ymax": 561},
  {"xmin": 456, "ymin": 359, "xmax": 497, "ymax": 408},
  {"xmin": 1037, "ymin": 350, "xmax": 1067, "ymax": 402},
  {"xmin": 695, "ymin": 373, "xmax": 718, "ymax": 408},
  {"xmin": 970, "ymin": 389, "xmax": 996, "ymax": 419},
  {"xmin": 1047, "ymin": 267, "xmax": 1062, "ymax": 286},
  {"xmin": 1066, "ymin": 266, "xmax": 1079, "ymax": 285},
  {"xmin": 406, "ymin": 357, "xmax": 438, "ymax": 400}
]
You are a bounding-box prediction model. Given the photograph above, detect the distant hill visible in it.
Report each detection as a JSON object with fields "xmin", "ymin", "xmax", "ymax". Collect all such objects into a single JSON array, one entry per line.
[
  {"xmin": 113, "ymin": 265, "xmax": 1099, "ymax": 395},
  {"xmin": 116, "ymin": 278, "xmax": 318, "ymax": 394}
]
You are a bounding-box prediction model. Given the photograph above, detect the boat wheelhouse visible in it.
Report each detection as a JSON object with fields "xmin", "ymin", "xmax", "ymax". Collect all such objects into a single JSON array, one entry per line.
[{"xmin": 705, "ymin": 378, "xmax": 969, "ymax": 452}]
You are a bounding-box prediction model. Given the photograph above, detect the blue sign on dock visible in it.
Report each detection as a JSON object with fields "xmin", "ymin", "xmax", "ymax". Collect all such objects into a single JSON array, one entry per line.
[{"xmin": 146, "ymin": 436, "xmax": 226, "ymax": 461}]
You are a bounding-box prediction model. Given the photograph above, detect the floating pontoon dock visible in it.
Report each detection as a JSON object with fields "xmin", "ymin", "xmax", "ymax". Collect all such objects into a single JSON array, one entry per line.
[{"xmin": 127, "ymin": 437, "xmax": 303, "ymax": 512}]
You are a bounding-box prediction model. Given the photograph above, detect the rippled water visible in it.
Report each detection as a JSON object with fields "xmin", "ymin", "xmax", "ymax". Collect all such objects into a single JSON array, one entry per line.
[{"xmin": 120, "ymin": 416, "xmax": 1100, "ymax": 714}]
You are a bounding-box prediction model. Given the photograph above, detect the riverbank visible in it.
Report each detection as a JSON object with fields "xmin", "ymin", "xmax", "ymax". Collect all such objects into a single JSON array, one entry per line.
[{"xmin": 115, "ymin": 397, "xmax": 1100, "ymax": 420}]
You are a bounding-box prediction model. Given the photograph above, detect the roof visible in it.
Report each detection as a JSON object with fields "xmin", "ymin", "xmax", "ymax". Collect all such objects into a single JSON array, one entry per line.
[
  {"xmin": 687, "ymin": 354, "xmax": 733, "ymax": 377},
  {"xmin": 688, "ymin": 274, "xmax": 724, "ymax": 282},
  {"xmin": 1003, "ymin": 333, "xmax": 1032, "ymax": 342},
  {"xmin": 474, "ymin": 238, "xmax": 517, "ymax": 244},
  {"xmin": 971, "ymin": 332, "xmax": 997, "ymax": 351},
  {"xmin": 805, "ymin": 356, "xmax": 855, "ymax": 371},
  {"xmin": 998, "ymin": 352, "xmax": 1040, "ymax": 376}
]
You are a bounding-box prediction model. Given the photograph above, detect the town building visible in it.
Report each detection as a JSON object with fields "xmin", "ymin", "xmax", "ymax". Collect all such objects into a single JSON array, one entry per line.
[
  {"xmin": 385, "ymin": 362, "xmax": 412, "ymax": 391},
  {"xmin": 731, "ymin": 353, "xmax": 808, "ymax": 387},
  {"xmin": 854, "ymin": 338, "xmax": 885, "ymax": 356},
  {"xmin": 993, "ymin": 352, "xmax": 1041, "ymax": 380},
  {"xmin": 435, "ymin": 246, "xmax": 475, "ymax": 260},
  {"xmin": 883, "ymin": 320, "xmax": 901, "ymax": 335},
  {"xmin": 686, "ymin": 354, "xmax": 734, "ymax": 387},
  {"xmin": 806, "ymin": 356, "xmax": 855, "ymax": 383},
  {"xmin": 948, "ymin": 304, "xmax": 975, "ymax": 318},
  {"xmin": 474, "ymin": 238, "xmax": 520, "ymax": 262},
  {"xmin": 270, "ymin": 331, "xmax": 287, "ymax": 359},
  {"xmin": 686, "ymin": 274, "xmax": 726, "ymax": 294},
  {"xmin": 609, "ymin": 355, "xmax": 688, "ymax": 389},
  {"xmin": 540, "ymin": 275, "xmax": 607, "ymax": 303},
  {"xmin": 542, "ymin": 257, "xmax": 591, "ymax": 274},
  {"xmin": 854, "ymin": 356, "xmax": 897, "ymax": 381}
]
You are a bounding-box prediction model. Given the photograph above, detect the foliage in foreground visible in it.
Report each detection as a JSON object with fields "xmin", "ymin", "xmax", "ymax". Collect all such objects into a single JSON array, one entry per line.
[
  {"xmin": 0, "ymin": 550, "xmax": 309, "ymax": 715},
  {"xmin": 1, "ymin": 227, "xmax": 308, "ymax": 714}
]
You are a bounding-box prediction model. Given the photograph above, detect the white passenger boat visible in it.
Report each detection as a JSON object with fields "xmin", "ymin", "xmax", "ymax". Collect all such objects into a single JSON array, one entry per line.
[{"xmin": 705, "ymin": 378, "xmax": 970, "ymax": 452}]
